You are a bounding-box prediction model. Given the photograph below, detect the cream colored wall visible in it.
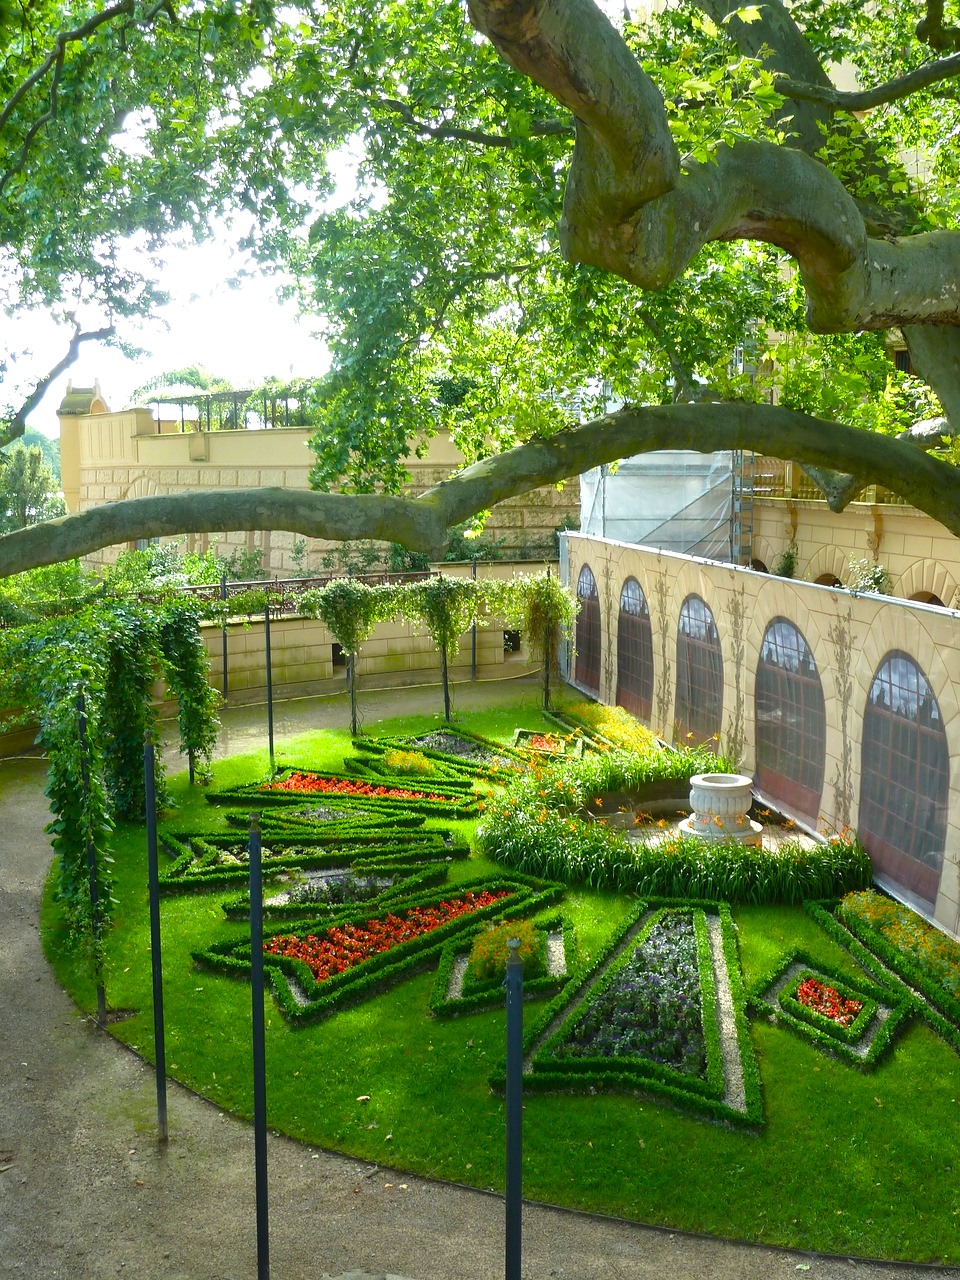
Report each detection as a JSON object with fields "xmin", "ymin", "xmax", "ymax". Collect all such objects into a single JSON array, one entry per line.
[
  {"xmin": 753, "ymin": 497, "xmax": 960, "ymax": 604},
  {"xmin": 565, "ymin": 532, "xmax": 960, "ymax": 940},
  {"xmin": 64, "ymin": 411, "xmax": 577, "ymax": 573}
]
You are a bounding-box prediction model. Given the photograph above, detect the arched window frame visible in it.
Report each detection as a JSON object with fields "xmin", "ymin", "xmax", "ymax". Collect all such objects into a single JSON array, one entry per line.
[
  {"xmin": 616, "ymin": 577, "xmax": 654, "ymax": 722},
  {"xmin": 674, "ymin": 595, "xmax": 723, "ymax": 749},
  {"xmin": 574, "ymin": 564, "xmax": 602, "ymax": 693},
  {"xmin": 858, "ymin": 651, "xmax": 949, "ymax": 910},
  {"xmin": 754, "ymin": 618, "xmax": 826, "ymax": 821}
]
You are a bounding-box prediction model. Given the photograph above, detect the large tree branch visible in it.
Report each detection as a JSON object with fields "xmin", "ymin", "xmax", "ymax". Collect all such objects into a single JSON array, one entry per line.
[
  {"xmin": 468, "ymin": 0, "xmax": 960, "ymax": 336},
  {"xmin": 1, "ymin": 403, "xmax": 959, "ymax": 577},
  {"xmin": 917, "ymin": 0, "xmax": 960, "ymax": 52},
  {"xmin": 776, "ymin": 53, "xmax": 960, "ymax": 113}
]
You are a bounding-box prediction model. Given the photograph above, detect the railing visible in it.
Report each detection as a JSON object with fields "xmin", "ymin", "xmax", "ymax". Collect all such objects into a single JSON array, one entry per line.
[
  {"xmin": 753, "ymin": 456, "xmax": 908, "ymax": 505},
  {"xmin": 149, "ymin": 390, "xmax": 311, "ymax": 434},
  {"xmin": 180, "ymin": 570, "xmax": 434, "ymax": 618}
]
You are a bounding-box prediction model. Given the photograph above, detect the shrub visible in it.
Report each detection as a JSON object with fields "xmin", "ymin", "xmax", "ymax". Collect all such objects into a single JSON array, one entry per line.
[
  {"xmin": 467, "ymin": 918, "xmax": 543, "ymax": 983},
  {"xmin": 380, "ymin": 748, "xmax": 437, "ymax": 777}
]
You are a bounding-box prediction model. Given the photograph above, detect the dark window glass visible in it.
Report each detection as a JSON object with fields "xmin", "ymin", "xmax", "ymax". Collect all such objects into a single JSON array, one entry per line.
[
  {"xmin": 575, "ymin": 564, "xmax": 601, "ymax": 692},
  {"xmin": 859, "ymin": 652, "xmax": 948, "ymax": 909},
  {"xmin": 616, "ymin": 578, "xmax": 654, "ymax": 722},
  {"xmin": 754, "ymin": 619, "xmax": 826, "ymax": 820},
  {"xmin": 674, "ymin": 596, "xmax": 723, "ymax": 749}
]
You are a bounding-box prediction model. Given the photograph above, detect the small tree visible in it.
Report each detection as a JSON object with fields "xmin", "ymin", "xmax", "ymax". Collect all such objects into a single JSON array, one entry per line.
[
  {"xmin": 302, "ymin": 578, "xmax": 399, "ymax": 735},
  {"xmin": 400, "ymin": 575, "xmax": 482, "ymax": 721},
  {"xmin": 486, "ymin": 573, "xmax": 578, "ymax": 710},
  {"xmin": 0, "ymin": 443, "xmax": 64, "ymax": 531}
]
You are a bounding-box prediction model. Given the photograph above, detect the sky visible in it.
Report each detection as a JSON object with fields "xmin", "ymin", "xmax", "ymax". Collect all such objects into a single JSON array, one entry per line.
[{"xmin": 5, "ymin": 233, "xmax": 332, "ymax": 438}]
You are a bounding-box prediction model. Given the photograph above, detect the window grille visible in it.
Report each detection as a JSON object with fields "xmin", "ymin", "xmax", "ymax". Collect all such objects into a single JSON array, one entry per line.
[
  {"xmin": 574, "ymin": 564, "xmax": 602, "ymax": 693},
  {"xmin": 616, "ymin": 577, "xmax": 654, "ymax": 722},
  {"xmin": 674, "ymin": 595, "xmax": 723, "ymax": 748},
  {"xmin": 754, "ymin": 619, "xmax": 826, "ymax": 820}
]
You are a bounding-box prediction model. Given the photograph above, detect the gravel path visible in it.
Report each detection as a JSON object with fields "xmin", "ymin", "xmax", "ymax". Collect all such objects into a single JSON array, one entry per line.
[{"xmin": 1, "ymin": 679, "xmax": 956, "ymax": 1279}]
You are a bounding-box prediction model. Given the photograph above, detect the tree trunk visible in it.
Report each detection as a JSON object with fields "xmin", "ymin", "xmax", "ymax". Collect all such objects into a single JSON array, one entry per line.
[
  {"xmin": 348, "ymin": 652, "xmax": 358, "ymax": 737},
  {"xmin": 441, "ymin": 646, "xmax": 451, "ymax": 722}
]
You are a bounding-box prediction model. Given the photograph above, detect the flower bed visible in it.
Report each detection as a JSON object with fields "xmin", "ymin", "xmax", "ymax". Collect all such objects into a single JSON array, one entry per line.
[
  {"xmin": 210, "ymin": 769, "xmax": 480, "ymax": 818},
  {"xmin": 795, "ymin": 976, "xmax": 862, "ymax": 1028},
  {"xmin": 265, "ymin": 889, "xmax": 512, "ymax": 982},
  {"xmin": 506, "ymin": 901, "xmax": 762, "ymax": 1127},
  {"xmin": 560, "ymin": 911, "xmax": 705, "ymax": 1073},
  {"xmin": 263, "ymin": 771, "xmax": 465, "ymax": 801},
  {"xmin": 430, "ymin": 913, "xmax": 575, "ymax": 1017},
  {"xmin": 194, "ymin": 873, "xmax": 565, "ymax": 1024},
  {"xmin": 747, "ymin": 947, "xmax": 909, "ymax": 1064},
  {"xmin": 550, "ymin": 701, "xmax": 660, "ymax": 752},
  {"xmin": 839, "ymin": 889, "xmax": 960, "ymax": 1006}
]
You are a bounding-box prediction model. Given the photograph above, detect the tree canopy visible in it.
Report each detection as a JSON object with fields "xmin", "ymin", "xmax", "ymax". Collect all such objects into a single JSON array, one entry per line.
[{"xmin": 2, "ymin": 0, "xmax": 960, "ymax": 574}]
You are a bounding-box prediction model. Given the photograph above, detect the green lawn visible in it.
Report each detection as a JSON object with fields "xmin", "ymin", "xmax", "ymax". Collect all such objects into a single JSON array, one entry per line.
[{"xmin": 42, "ymin": 699, "xmax": 960, "ymax": 1264}]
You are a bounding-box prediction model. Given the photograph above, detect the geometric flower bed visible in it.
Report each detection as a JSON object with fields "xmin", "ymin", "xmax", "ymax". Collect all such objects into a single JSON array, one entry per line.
[
  {"xmin": 747, "ymin": 948, "xmax": 912, "ymax": 1066},
  {"xmin": 158, "ymin": 827, "xmax": 469, "ymax": 894},
  {"xmin": 510, "ymin": 901, "xmax": 763, "ymax": 1127},
  {"xmin": 206, "ymin": 767, "xmax": 480, "ymax": 818},
  {"xmin": 193, "ymin": 872, "xmax": 566, "ymax": 1024},
  {"xmin": 430, "ymin": 912, "xmax": 576, "ymax": 1017},
  {"xmin": 347, "ymin": 730, "xmax": 525, "ymax": 780}
]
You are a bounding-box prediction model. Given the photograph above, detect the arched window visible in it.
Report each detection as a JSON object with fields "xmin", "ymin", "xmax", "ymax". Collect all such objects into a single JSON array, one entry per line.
[
  {"xmin": 754, "ymin": 619, "xmax": 826, "ymax": 820},
  {"xmin": 574, "ymin": 564, "xmax": 601, "ymax": 693},
  {"xmin": 910, "ymin": 591, "xmax": 945, "ymax": 608},
  {"xmin": 616, "ymin": 578, "xmax": 654, "ymax": 722},
  {"xmin": 814, "ymin": 573, "xmax": 843, "ymax": 588},
  {"xmin": 859, "ymin": 653, "xmax": 949, "ymax": 910},
  {"xmin": 674, "ymin": 596, "xmax": 723, "ymax": 748}
]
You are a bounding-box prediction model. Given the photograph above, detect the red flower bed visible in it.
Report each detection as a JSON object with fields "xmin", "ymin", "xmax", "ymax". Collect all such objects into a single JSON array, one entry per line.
[
  {"xmin": 796, "ymin": 976, "xmax": 863, "ymax": 1028},
  {"xmin": 261, "ymin": 771, "xmax": 459, "ymax": 802},
  {"xmin": 264, "ymin": 889, "xmax": 513, "ymax": 982},
  {"xmin": 528, "ymin": 734, "xmax": 562, "ymax": 752}
]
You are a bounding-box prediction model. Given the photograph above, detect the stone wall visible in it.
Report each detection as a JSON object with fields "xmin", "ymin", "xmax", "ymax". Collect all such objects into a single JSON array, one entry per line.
[{"xmin": 563, "ymin": 532, "xmax": 960, "ymax": 940}]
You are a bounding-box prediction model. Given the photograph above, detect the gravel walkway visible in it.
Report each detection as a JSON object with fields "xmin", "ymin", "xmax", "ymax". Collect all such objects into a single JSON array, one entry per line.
[{"xmin": 1, "ymin": 679, "xmax": 956, "ymax": 1279}]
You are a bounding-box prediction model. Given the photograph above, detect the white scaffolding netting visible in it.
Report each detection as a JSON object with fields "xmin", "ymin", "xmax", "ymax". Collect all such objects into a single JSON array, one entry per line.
[{"xmin": 580, "ymin": 452, "xmax": 734, "ymax": 559}]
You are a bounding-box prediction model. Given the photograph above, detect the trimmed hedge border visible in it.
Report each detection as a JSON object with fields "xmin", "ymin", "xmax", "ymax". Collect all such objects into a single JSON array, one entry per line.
[
  {"xmin": 220, "ymin": 863, "xmax": 450, "ymax": 922},
  {"xmin": 780, "ymin": 971, "xmax": 878, "ymax": 1045},
  {"xmin": 747, "ymin": 946, "xmax": 909, "ymax": 1067},
  {"xmin": 489, "ymin": 897, "xmax": 762, "ymax": 1128},
  {"xmin": 837, "ymin": 895, "xmax": 960, "ymax": 1026},
  {"xmin": 208, "ymin": 768, "xmax": 480, "ymax": 819},
  {"xmin": 429, "ymin": 912, "xmax": 577, "ymax": 1018},
  {"xmin": 193, "ymin": 873, "xmax": 566, "ymax": 1026},
  {"xmin": 348, "ymin": 733, "xmax": 521, "ymax": 782},
  {"xmin": 158, "ymin": 830, "xmax": 469, "ymax": 894},
  {"xmin": 805, "ymin": 901, "xmax": 960, "ymax": 1056}
]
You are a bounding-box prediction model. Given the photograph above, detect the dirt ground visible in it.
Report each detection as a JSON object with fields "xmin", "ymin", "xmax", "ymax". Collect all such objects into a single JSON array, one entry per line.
[{"xmin": 1, "ymin": 679, "xmax": 956, "ymax": 1280}]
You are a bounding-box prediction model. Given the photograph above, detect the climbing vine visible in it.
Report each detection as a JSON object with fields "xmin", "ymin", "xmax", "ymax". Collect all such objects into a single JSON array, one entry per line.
[
  {"xmin": 159, "ymin": 599, "xmax": 221, "ymax": 781},
  {"xmin": 400, "ymin": 575, "xmax": 484, "ymax": 721},
  {"xmin": 486, "ymin": 572, "xmax": 578, "ymax": 709}
]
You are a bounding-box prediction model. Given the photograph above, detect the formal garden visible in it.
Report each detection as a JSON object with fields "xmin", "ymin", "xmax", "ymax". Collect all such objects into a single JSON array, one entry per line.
[{"xmin": 38, "ymin": 687, "xmax": 960, "ymax": 1266}]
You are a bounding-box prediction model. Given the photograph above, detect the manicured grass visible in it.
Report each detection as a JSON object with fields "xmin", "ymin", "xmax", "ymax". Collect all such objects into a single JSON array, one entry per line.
[{"xmin": 41, "ymin": 698, "xmax": 960, "ymax": 1264}]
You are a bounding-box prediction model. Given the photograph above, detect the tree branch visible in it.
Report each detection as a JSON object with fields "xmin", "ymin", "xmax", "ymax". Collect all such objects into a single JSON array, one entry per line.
[
  {"xmin": 380, "ymin": 98, "xmax": 570, "ymax": 148},
  {"xmin": 468, "ymin": 0, "xmax": 960, "ymax": 335},
  {"xmin": 775, "ymin": 52, "xmax": 960, "ymax": 112},
  {"xmin": 1, "ymin": 402, "xmax": 959, "ymax": 577},
  {"xmin": 1, "ymin": 322, "xmax": 116, "ymax": 450},
  {"xmin": 917, "ymin": 0, "xmax": 960, "ymax": 52}
]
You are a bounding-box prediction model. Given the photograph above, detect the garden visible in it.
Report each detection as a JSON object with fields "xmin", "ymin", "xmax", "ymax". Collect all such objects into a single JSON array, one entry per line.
[{"xmin": 39, "ymin": 692, "xmax": 960, "ymax": 1266}]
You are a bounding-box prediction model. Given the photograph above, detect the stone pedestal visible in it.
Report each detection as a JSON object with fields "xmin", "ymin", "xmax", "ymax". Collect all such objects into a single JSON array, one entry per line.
[{"xmin": 678, "ymin": 772, "xmax": 762, "ymax": 846}]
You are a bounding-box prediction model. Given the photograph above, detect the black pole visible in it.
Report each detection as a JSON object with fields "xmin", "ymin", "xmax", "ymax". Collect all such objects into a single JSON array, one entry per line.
[
  {"xmin": 76, "ymin": 690, "xmax": 107, "ymax": 1027},
  {"xmin": 505, "ymin": 936, "xmax": 524, "ymax": 1280},
  {"xmin": 347, "ymin": 652, "xmax": 358, "ymax": 737},
  {"xmin": 441, "ymin": 645, "xmax": 451, "ymax": 722},
  {"xmin": 144, "ymin": 733, "xmax": 168, "ymax": 1142},
  {"xmin": 543, "ymin": 564, "xmax": 552, "ymax": 712},
  {"xmin": 264, "ymin": 604, "xmax": 275, "ymax": 772},
  {"xmin": 220, "ymin": 572, "xmax": 229, "ymax": 699},
  {"xmin": 248, "ymin": 816, "xmax": 270, "ymax": 1280},
  {"xmin": 471, "ymin": 558, "xmax": 477, "ymax": 682}
]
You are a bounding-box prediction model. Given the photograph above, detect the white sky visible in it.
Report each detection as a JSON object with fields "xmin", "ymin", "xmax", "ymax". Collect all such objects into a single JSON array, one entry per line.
[{"xmin": 6, "ymin": 234, "xmax": 331, "ymax": 438}]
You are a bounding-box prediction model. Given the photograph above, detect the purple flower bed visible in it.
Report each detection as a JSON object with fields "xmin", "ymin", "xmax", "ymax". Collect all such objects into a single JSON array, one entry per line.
[{"xmin": 560, "ymin": 912, "xmax": 706, "ymax": 1075}]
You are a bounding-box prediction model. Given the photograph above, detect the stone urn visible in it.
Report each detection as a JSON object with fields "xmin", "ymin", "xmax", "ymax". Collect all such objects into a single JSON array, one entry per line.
[{"xmin": 678, "ymin": 772, "xmax": 762, "ymax": 846}]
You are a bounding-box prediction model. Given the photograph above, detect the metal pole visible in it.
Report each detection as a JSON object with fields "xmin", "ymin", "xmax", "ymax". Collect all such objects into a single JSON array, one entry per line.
[
  {"xmin": 220, "ymin": 572, "xmax": 229, "ymax": 699},
  {"xmin": 471, "ymin": 558, "xmax": 478, "ymax": 682},
  {"xmin": 76, "ymin": 690, "xmax": 107, "ymax": 1027},
  {"xmin": 264, "ymin": 604, "xmax": 275, "ymax": 771},
  {"xmin": 504, "ymin": 937, "xmax": 524, "ymax": 1280},
  {"xmin": 144, "ymin": 732, "xmax": 168, "ymax": 1142},
  {"xmin": 248, "ymin": 816, "xmax": 270, "ymax": 1280}
]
